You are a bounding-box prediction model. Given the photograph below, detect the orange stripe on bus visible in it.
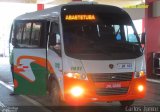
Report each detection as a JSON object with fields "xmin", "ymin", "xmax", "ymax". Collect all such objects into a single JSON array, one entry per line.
[{"xmin": 16, "ymin": 56, "xmax": 54, "ymax": 74}]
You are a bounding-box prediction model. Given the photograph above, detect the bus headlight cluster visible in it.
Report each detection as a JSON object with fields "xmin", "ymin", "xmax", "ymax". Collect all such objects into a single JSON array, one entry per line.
[
  {"xmin": 134, "ymin": 71, "xmax": 146, "ymax": 78},
  {"xmin": 70, "ymin": 86, "xmax": 84, "ymax": 97},
  {"xmin": 65, "ymin": 72, "xmax": 87, "ymax": 80},
  {"xmin": 137, "ymin": 85, "xmax": 144, "ymax": 92}
]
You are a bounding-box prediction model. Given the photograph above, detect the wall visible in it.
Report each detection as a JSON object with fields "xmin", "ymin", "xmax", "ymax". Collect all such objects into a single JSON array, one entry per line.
[
  {"xmin": 152, "ymin": 0, "xmax": 160, "ymax": 17},
  {"xmin": 145, "ymin": 0, "xmax": 160, "ymax": 76},
  {"xmin": 124, "ymin": 8, "xmax": 145, "ymax": 20},
  {"xmin": 0, "ymin": 3, "xmax": 37, "ymax": 56}
]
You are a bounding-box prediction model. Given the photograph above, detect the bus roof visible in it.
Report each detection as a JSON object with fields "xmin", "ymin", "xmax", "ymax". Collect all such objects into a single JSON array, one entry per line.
[
  {"xmin": 15, "ymin": 2, "xmax": 127, "ymax": 21},
  {"xmin": 15, "ymin": 5, "xmax": 62, "ymax": 20}
]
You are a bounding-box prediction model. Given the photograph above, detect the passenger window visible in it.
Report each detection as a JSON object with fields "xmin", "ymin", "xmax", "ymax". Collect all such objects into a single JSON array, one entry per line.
[
  {"xmin": 14, "ymin": 21, "xmax": 42, "ymax": 48},
  {"xmin": 15, "ymin": 23, "xmax": 24, "ymax": 45},
  {"xmin": 22, "ymin": 22, "xmax": 32, "ymax": 45},
  {"xmin": 31, "ymin": 23, "xmax": 42, "ymax": 46}
]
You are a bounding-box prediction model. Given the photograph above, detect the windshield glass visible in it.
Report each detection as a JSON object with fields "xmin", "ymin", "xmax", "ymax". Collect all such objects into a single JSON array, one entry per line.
[{"xmin": 61, "ymin": 5, "xmax": 143, "ymax": 60}]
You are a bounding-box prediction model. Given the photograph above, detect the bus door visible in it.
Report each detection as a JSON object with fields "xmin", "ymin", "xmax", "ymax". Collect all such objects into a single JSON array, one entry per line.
[
  {"xmin": 11, "ymin": 20, "xmax": 48, "ymax": 95},
  {"xmin": 47, "ymin": 22, "xmax": 63, "ymax": 91}
]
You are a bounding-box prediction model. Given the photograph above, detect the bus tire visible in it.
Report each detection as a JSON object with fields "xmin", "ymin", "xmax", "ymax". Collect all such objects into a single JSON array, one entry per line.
[
  {"xmin": 120, "ymin": 100, "xmax": 134, "ymax": 107},
  {"xmin": 50, "ymin": 80, "xmax": 62, "ymax": 106}
]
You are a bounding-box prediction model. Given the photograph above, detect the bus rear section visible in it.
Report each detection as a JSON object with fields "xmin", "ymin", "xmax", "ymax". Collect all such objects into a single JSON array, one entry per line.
[{"xmin": 60, "ymin": 4, "xmax": 146, "ymax": 106}]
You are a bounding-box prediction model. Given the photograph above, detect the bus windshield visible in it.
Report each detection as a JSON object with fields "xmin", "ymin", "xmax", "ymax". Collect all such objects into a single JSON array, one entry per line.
[{"xmin": 62, "ymin": 5, "xmax": 143, "ymax": 60}]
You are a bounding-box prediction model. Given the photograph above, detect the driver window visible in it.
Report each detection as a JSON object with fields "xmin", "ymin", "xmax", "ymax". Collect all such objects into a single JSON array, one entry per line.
[
  {"xmin": 49, "ymin": 22, "xmax": 60, "ymax": 51},
  {"xmin": 124, "ymin": 25, "xmax": 138, "ymax": 43}
]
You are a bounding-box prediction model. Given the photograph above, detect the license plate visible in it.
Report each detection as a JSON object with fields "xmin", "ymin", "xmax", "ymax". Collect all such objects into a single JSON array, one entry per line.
[{"xmin": 105, "ymin": 82, "xmax": 121, "ymax": 88}]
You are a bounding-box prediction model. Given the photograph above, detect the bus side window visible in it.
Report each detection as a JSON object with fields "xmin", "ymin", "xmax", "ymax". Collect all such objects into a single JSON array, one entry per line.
[
  {"xmin": 49, "ymin": 22, "xmax": 61, "ymax": 51},
  {"xmin": 30, "ymin": 22, "xmax": 42, "ymax": 46},
  {"xmin": 14, "ymin": 22, "xmax": 24, "ymax": 47},
  {"xmin": 124, "ymin": 25, "xmax": 138, "ymax": 43},
  {"xmin": 14, "ymin": 21, "xmax": 43, "ymax": 48},
  {"xmin": 22, "ymin": 22, "xmax": 32, "ymax": 46}
]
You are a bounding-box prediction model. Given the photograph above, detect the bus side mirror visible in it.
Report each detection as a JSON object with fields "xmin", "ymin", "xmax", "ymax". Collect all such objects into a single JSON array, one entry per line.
[{"xmin": 141, "ymin": 32, "xmax": 146, "ymax": 44}]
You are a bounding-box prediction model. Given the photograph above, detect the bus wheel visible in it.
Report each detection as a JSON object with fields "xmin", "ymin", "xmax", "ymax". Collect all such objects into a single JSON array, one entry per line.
[
  {"xmin": 50, "ymin": 80, "xmax": 62, "ymax": 106},
  {"xmin": 120, "ymin": 100, "xmax": 134, "ymax": 107}
]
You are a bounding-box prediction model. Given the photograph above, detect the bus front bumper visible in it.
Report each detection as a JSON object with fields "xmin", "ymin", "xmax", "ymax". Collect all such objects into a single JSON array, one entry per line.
[{"xmin": 63, "ymin": 76, "xmax": 146, "ymax": 105}]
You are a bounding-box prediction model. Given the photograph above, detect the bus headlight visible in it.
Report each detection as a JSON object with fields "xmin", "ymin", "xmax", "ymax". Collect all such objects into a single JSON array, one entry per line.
[
  {"xmin": 65, "ymin": 72, "xmax": 87, "ymax": 80},
  {"xmin": 137, "ymin": 85, "xmax": 144, "ymax": 92},
  {"xmin": 70, "ymin": 86, "xmax": 84, "ymax": 97},
  {"xmin": 134, "ymin": 71, "xmax": 146, "ymax": 78}
]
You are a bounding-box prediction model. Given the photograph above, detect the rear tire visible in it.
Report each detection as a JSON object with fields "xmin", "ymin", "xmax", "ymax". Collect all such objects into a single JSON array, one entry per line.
[
  {"xmin": 120, "ymin": 100, "xmax": 134, "ymax": 107},
  {"xmin": 50, "ymin": 80, "xmax": 63, "ymax": 106}
]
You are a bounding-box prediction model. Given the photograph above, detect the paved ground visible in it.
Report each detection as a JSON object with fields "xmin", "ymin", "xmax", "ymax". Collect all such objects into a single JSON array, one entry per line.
[{"xmin": 0, "ymin": 57, "xmax": 160, "ymax": 112}]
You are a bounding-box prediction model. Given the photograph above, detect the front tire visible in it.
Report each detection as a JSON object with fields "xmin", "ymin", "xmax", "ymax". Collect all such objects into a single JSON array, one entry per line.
[
  {"xmin": 50, "ymin": 80, "xmax": 62, "ymax": 106},
  {"xmin": 120, "ymin": 100, "xmax": 134, "ymax": 107}
]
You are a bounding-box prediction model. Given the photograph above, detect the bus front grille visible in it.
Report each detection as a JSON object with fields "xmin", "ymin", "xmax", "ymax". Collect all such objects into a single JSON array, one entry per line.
[
  {"xmin": 90, "ymin": 73, "xmax": 133, "ymax": 82},
  {"xmin": 96, "ymin": 87, "xmax": 128, "ymax": 96}
]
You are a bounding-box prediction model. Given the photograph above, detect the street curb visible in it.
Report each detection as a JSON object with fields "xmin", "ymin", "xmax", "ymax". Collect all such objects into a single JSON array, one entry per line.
[{"xmin": 147, "ymin": 79, "xmax": 160, "ymax": 84}]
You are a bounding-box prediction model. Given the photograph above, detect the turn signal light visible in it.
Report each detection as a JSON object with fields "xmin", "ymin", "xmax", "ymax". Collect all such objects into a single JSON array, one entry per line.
[
  {"xmin": 65, "ymin": 72, "xmax": 87, "ymax": 80},
  {"xmin": 139, "ymin": 71, "xmax": 145, "ymax": 77},
  {"xmin": 134, "ymin": 71, "xmax": 145, "ymax": 78},
  {"xmin": 66, "ymin": 73, "xmax": 81, "ymax": 79}
]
